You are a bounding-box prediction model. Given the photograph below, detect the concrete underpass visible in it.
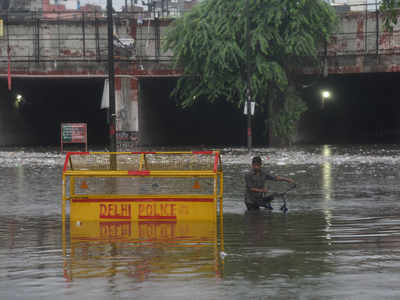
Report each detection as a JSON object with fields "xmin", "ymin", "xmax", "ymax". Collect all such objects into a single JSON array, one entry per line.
[
  {"xmin": 0, "ymin": 73, "xmax": 400, "ymax": 148},
  {"xmin": 0, "ymin": 77, "xmax": 248, "ymax": 148},
  {"xmin": 0, "ymin": 78, "xmax": 107, "ymax": 147},
  {"xmin": 139, "ymin": 77, "xmax": 245, "ymax": 147},
  {"xmin": 301, "ymin": 72, "xmax": 400, "ymax": 144}
]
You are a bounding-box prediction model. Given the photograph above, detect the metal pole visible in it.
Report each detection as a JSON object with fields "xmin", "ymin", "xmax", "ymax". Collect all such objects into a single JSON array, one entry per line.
[
  {"xmin": 81, "ymin": 11, "xmax": 86, "ymax": 57},
  {"xmin": 246, "ymin": 0, "xmax": 252, "ymax": 152},
  {"xmin": 107, "ymin": 0, "xmax": 117, "ymax": 153},
  {"xmin": 376, "ymin": 0, "xmax": 379, "ymax": 59}
]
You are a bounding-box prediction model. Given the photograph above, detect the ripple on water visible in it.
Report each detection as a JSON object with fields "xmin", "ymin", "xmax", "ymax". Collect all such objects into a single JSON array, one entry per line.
[
  {"xmin": 0, "ymin": 150, "xmax": 64, "ymax": 168},
  {"xmin": 1, "ymin": 145, "xmax": 400, "ymax": 299}
]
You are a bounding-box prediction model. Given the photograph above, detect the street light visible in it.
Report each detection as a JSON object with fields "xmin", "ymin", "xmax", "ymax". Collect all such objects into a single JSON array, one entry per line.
[
  {"xmin": 321, "ymin": 90, "xmax": 331, "ymax": 109},
  {"xmin": 15, "ymin": 94, "xmax": 23, "ymax": 109}
]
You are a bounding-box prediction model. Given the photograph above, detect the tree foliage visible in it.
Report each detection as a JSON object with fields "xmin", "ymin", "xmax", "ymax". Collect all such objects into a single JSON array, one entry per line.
[
  {"xmin": 380, "ymin": 0, "xmax": 400, "ymax": 30},
  {"xmin": 164, "ymin": 0, "xmax": 337, "ymax": 143},
  {"xmin": 270, "ymin": 85, "xmax": 308, "ymax": 145}
]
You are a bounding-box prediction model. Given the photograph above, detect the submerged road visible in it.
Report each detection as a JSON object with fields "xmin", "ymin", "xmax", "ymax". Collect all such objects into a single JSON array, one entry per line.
[{"xmin": 1, "ymin": 144, "xmax": 400, "ymax": 299}]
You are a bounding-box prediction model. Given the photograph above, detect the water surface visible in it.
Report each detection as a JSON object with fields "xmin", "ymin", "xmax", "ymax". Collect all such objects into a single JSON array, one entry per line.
[{"xmin": 1, "ymin": 145, "xmax": 400, "ymax": 299}]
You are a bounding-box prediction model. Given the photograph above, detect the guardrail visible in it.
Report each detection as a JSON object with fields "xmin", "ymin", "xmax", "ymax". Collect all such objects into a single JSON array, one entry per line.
[
  {"xmin": 325, "ymin": 1, "xmax": 400, "ymax": 57},
  {"xmin": 2, "ymin": 2, "xmax": 400, "ymax": 66},
  {"xmin": 0, "ymin": 10, "xmax": 176, "ymax": 63}
]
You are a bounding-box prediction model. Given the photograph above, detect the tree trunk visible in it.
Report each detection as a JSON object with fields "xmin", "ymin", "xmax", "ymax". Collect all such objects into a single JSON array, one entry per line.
[{"xmin": 267, "ymin": 93, "xmax": 287, "ymax": 147}]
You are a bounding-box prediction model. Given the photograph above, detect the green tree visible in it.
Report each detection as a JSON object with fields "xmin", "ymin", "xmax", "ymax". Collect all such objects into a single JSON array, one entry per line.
[
  {"xmin": 164, "ymin": 0, "xmax": 337, "ymax": 144},
  {"xmin": 380, "ymin": 0, "xmax": 400, "ymax": 30}
]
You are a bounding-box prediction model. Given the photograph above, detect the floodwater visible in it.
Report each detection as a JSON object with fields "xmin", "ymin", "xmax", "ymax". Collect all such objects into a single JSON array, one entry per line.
[{"xmin": 1, "ymin": 145, "xmax": 400, "ymax": 299}]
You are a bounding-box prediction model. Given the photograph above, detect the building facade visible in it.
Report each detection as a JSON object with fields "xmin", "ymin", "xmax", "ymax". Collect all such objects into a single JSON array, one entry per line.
[
  {"xmin": 328, "ymin": 0, "xmax": 379, "ymax": 11},
  {"xmin": 0, "ymin": 0, "xmax": 199, "ymax": 13}
]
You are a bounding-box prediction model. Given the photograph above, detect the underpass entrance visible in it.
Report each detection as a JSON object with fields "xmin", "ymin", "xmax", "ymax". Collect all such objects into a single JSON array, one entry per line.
[
  {"xmin": 301, "ymin": 72, "xmax": 400, "ymax": 144},
  {"xmin": 1, "ymin": 77, "xmax": 107, "ymax": 147}
]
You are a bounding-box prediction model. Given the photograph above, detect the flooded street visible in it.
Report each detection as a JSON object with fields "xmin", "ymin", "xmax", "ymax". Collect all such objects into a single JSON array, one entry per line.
[{"xmin": 1, "ymin": 145, "xmax": 400, "ymax": 299}]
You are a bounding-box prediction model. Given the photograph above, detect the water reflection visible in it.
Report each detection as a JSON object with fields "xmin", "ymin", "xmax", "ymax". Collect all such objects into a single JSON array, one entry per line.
[
  {"xmin": 322, "ymin": 145, "xmax": 333, "ymax": 243},
  {"xmin": 63, "ymin": 220, "xmax": 224, "ymax": 282},
  {"xmin": 322, "ymin": 145, "xmax": 332, "ymax": 201},
  {"xmin": 17, "ymin": 166, "xmax": 24, "ymax": 198}
]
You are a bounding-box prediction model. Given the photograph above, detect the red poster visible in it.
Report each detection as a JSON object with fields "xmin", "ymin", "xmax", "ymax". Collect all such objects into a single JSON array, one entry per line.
[{"xmin": 7, "ymin": 47, "xmax": 11, "ymax": 91}]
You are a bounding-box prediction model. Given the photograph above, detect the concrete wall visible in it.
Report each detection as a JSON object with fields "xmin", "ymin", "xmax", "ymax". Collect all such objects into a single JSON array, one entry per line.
[
  {"xmin": 3, "ymin": 9, "xmax": 400, "ymax": 76},
  {"xmin": 308, "ymin": 9, "xmax": 400, "ymax": 74},
  {"xmin": 0, "ymin": 14, "xmax": 173, "ymax": 63}
]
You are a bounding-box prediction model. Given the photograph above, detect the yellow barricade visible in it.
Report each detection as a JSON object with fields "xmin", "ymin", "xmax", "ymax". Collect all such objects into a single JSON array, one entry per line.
[{"xmin": 62, "ymin": 151, "xmax": 223, "ymax": 222}]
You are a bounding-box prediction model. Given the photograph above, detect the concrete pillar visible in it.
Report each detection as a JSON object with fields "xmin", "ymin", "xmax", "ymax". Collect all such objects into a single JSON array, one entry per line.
[{"xmin": 115, "ymin": 77, "xmax": 139, "ymax": 150}]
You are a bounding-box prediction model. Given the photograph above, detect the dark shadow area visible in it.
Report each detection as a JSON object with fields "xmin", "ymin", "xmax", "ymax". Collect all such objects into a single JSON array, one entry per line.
[
  {"xmin": 1, "ymin": 77, "xmax": 107, "ymax": 146},
  {"xmin": 140, "ymin": 77, "xmax": 261, "ymax": 147},
  {"xmin": 2, "ymin": 72, "xmax": 399, "ymax": 148},
  {"xmin": 301, "ymin": 72, "xmax": 400, "ymax": 144}
]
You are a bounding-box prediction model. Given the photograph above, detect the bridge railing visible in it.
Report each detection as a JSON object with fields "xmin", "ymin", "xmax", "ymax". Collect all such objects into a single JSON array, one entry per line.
[
  {"xmin": 325, "ymin": 1, "xmax": 400, "ymax": 57},
  {"xmin": 0, "ymin": 10, "xmax": 176, "ymax": 64},
  {"xmin": 2, "ymin": 2, "xmax": 400, "ymax": 67}
]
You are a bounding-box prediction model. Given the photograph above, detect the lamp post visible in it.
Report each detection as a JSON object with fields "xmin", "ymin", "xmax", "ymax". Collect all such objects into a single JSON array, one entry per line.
[
  {"xmin": 107, "ymin": 0, "xmax": 116, "ymax": 153},
  {"xmin": 245, "ymin": 0, "xmax": 252, "ymax": 152}
]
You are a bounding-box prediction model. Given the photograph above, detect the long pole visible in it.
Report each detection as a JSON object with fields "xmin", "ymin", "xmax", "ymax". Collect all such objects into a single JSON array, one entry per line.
[
  {"xmin": 246, "ymin": 0, "xmax": 252, "ymax": 152},
  {"xmin": 107, "ymin": 0, "xmax": 116, "ymax": 153}
]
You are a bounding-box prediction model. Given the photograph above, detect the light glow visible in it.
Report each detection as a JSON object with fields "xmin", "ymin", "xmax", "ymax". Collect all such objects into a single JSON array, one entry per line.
[{"xmin": 321, "ymin": 90, "xmax": 331, "ymax": 99}]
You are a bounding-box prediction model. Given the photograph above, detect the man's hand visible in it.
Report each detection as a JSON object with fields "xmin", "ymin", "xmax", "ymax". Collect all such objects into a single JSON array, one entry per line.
[
  {"xmin": 286, "ymin": 178, "xmax": 295, "ymax": 184},
  {"xmin": 251, "ymin": 187, "xmax": 268, "ymax": 193}
]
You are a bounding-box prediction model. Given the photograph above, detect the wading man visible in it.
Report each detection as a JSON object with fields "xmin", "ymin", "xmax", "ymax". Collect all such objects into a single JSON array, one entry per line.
[{"xmin": 245, "ymin": 156, "xmax": 295, "ymax": 211}]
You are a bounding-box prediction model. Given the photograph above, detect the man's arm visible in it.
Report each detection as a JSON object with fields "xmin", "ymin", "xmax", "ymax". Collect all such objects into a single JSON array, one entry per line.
[
  {"xmin": 250, "ymin": 187, "xmax": 268, "ymax": 193},
  {"xmin": 275, "ymin": 175, "xmax": 295, "ymax": 184}
]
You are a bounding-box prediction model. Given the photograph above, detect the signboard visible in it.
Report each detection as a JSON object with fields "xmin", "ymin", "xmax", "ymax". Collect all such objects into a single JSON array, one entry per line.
[
  {"xmin": 116, "ymin": 131, "xmax": 138, "ymax": 151},
  {"xmin": 243, "ymin": 101, "xmax": 255, "ymax": 115},
  {"xmin": 0, "ymin": 19, "xmax": 3, "ymax": 37},
  {"xmin": 61, "ymin": 123, "xmax": 87, "ymax": 152},
  {"xmin": 70, "ymin": 197, "xmax": 217, "ymax": 222}
]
